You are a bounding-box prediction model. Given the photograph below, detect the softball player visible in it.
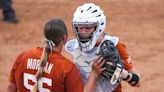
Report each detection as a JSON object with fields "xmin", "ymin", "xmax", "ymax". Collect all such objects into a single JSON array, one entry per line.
[
  {"xmin": 7, "ymin": 19, "xmax": 104, "ymax": 92},
  {"xmin": 65, "ymin": 3, "xmax": 141, "ymax": 92}
]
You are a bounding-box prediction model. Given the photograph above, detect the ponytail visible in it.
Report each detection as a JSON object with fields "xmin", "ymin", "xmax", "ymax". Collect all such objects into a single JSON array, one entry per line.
[
  {"xmin": 31, "ymin": 38, "xmax": 55, "ymax": 92},
  {"xmin": 31, "ymin": 19, "xmax": 67, "ymax": 92}
]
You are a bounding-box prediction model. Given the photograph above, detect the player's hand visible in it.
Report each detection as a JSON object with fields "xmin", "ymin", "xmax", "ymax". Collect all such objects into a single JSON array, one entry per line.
[{"xmin": 91, "ymin": 56, "xmax": 106, "ymax": 76}]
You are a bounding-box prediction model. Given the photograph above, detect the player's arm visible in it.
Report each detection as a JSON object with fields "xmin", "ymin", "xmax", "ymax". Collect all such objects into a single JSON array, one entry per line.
[
  {"xmin": 7, "ymin": 82, "xmax": 17, "ymax": 92},
  {"xmin": 65, "ymin": 64, "xmax": 84, "ymax": 92},
  {"xmin": 116, "ymin": 41, "xmax": 141, "ymax": 87},
  {"xmin": 7, "ymin": 52, "xmax": 24, "ymax": 92},
  {"xmin": 7, "ymin": 58, "xmax": 19, "ymax": 92},
  {"xmin": 84, "ymin": 57, "xmax": 105, "ymax": 92},
  {"xmin": 121, "ymin": 67, "xmax": 141, "ymax": 87}
]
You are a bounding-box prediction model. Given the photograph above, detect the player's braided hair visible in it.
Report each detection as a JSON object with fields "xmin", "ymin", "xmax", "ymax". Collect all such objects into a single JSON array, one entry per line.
[
  {"xmin": 31, "ymin": 43, "xmax": 51, "ymax": 92},
  {"xmin": 31, "ymin": 19, "xmax": 67, "ymax": 92}
]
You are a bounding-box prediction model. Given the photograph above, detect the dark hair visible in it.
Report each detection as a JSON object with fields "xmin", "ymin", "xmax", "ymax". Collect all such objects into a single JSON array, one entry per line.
[
  {"xmin": 44, "ymin": 19, "xmax": 68, "ymax": 46},
  {"xmin": 31, "ymin": 19, "xmax": 67, "ymax": 92}
]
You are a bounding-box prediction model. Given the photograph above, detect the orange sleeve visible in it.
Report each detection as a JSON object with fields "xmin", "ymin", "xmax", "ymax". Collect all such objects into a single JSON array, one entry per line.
[
  {"xmin": 116, "ymin": 41, "xmax": 134, "ymax": 70},
  {"xmin": 65, "ymin": 64, "xmax": 84, "ymax": 92},
  {"xmin": 9, "ymin": 52, "xmax": 24, "ymax": 83}
]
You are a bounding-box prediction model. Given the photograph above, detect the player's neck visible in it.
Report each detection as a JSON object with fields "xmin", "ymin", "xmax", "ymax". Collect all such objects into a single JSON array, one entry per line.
[
  {"xmin": 52, "ymin": 37, "xmax": 66, "ymax": 53},
  {"xmin": 53, "ymin": 45, "xmax": 62, "ymax": 53}
]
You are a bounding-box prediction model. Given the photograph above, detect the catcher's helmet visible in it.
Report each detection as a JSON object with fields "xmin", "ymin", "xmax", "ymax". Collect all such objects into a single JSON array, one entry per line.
[{"xmin": 73, "ymin": 3, "xmax": 106, "ymax": 52}]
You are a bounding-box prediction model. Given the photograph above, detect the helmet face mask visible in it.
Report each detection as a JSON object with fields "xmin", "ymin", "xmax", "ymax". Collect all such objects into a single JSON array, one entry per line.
[
  {"xmin": 73, "ymin": 3, "xmax": 106, "ymax": 52},
  {"xmin": 73, "ymin": 22, "xmax": 98, "ymax": 43},
  {"xmin": 73, "ymin": 22, "xmax": 98, "ymax": 27}
]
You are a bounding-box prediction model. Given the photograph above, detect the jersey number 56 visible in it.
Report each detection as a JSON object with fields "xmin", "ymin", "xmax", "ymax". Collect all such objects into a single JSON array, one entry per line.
[{"xmin": 23, "ymin": 73, "xmax": 52, "ymax": 92}]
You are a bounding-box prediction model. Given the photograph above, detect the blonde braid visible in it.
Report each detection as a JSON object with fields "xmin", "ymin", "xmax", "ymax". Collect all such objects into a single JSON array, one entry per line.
[
  {"xmin": 30, "ymin": 19, "xmax": 66, "ymax": 92},
  {"xmin": 31, "ymin": 45, "xmax": 49, "ymax": 92}
]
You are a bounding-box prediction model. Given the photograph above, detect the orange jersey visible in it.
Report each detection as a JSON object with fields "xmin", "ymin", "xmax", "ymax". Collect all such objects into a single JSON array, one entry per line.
[
  {"xmin": 112, "ymin": 41, "xmax": 134, "ymax": 92},
  {"xmin": 9, "ymin": 47, "xmax": 84, "ymax": 92},
  {"xmin": 116, "ymin": 41, "xmax": 133, "ymax": 70}
]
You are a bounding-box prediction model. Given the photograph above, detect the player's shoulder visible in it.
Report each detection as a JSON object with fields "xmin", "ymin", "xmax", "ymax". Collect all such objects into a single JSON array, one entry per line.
[
  {"xmin": 103, "ymin": 34, "xmax": 119, "ymax": 46},
  {"xmin": 65, "ymin": 39, "xmax": 79, "ymax": 54},
  {"xmin": 22, "ymin": 47, "xmax": 41, "ymax": 57},
  {"xmin": 55, "ymin": 54, "xmax": 76, "ymax": 72},
  {"xmin": 12, "ymin": 48, "xmax": 37, "ymax": 68},
  {"xmin": 104, "ymin": 34, "xmax": 127, "ymax": 48},
  {"xmin": 16, "ymin": 48, "xmax": 33, "ymax": 58},
  {"xmin": 17, "ymin": 47, "xmax": 42, "ymax": 61}
]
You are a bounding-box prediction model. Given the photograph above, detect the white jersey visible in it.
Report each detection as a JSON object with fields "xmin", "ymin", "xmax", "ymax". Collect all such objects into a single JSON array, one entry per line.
[{"xmin": 65, "ymin": 35, "xmax": 119, "ymax": 92}]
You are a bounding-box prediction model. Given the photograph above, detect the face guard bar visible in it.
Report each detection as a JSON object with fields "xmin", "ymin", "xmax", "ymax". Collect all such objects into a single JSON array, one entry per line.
[{"xmin": 73, "ymin": 22, "xmax": 98, "ymax": 27}]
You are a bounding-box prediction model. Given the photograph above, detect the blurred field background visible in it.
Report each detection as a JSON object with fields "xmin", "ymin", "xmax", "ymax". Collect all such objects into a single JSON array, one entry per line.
[{"xmin": 0, "ymin": 0, "xmax": 164, "ymax": 92}]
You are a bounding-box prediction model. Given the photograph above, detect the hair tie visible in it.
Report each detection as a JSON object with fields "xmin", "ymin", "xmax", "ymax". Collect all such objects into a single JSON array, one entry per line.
[{"xmin": 44, "ymin": 38, "xmax": 55, "ymax": 52}]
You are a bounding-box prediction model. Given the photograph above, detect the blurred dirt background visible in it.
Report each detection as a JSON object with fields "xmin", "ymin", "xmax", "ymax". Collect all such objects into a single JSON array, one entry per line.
[{"xmin": 0, "ymin": 0, "xmax": 164, "ymax": 92}]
